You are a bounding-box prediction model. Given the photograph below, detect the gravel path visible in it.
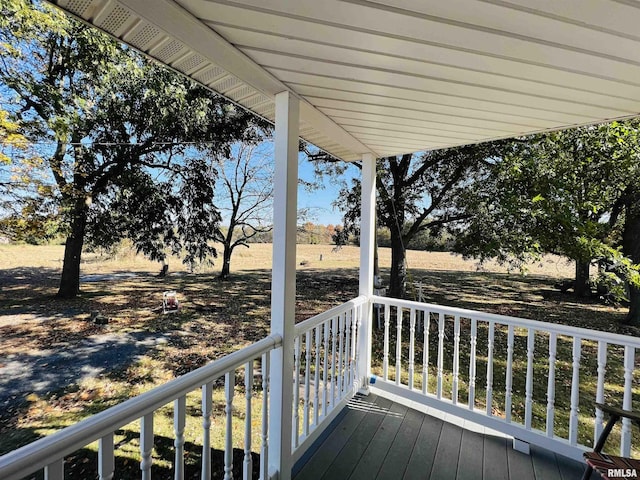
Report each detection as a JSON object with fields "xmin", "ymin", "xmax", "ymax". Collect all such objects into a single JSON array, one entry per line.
[{"xmin": 0, "ymin": 331, "xmax": 169, "ymax": 407}]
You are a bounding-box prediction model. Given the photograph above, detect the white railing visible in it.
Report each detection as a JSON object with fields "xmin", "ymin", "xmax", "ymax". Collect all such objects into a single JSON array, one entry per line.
[
  {"xmin": 291, "ymin": 295, "xmax": 366, "ymax": 463},
  {"xmin": 370, "ymin": 295, "xmax": 640, "ymax": 461},
  {"xmin": 7, "ymin": 292, "xmax": 632, "ymax": 477},
  {"xmin": 0, "ymin": 297, "xmax": 368, "ymax": 480},
  {"xmin": 0, "ymin": 334, "xmax": 281, "ymax": 480}
]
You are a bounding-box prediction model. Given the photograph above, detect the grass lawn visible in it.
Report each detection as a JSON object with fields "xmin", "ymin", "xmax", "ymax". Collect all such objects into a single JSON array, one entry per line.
[{"xmin": 0, "ymin": 243, "xmax": 637, "ymax": 477}]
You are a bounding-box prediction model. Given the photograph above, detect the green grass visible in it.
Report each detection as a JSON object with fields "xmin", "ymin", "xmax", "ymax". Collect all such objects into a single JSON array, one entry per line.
[{"xmin": 1, "ymin": 244, "xmax": 639, "ymax": 477}]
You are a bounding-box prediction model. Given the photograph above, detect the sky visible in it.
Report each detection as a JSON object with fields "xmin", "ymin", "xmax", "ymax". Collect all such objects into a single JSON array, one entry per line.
[
  {"xmin": 297, "ymin": 153, "xmax": 359, "ymax": 226},
  {"xmin": 224, "ymin": 140, "xmax": 360, "ymax": 227}
]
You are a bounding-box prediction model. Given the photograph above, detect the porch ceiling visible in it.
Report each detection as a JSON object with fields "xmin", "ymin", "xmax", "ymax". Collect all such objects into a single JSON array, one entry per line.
[{"xmin": 52, "ymin": 0, "xmax": 640, "ymax": 161}]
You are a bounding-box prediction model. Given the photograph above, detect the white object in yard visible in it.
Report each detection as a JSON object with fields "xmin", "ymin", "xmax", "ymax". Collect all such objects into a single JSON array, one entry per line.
[
  {"xmin": 373, "ymin": 286, "xmax": 386, "ymax": 329},
  {"xmin": 163, "ymin": 291, "xmax": 179, "ymax": 314}
]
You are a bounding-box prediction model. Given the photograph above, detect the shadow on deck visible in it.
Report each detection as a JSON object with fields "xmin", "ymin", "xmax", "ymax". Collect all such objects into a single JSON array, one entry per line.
[{"xmin": 294, "ymin": 393, "xmax": 598, "ymax": 480}]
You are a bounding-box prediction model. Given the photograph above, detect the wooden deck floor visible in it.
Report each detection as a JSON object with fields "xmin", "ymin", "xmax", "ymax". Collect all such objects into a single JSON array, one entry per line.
[{"xmin": 294, "ymin": 393, "xmax": 598, "ymax": 480}]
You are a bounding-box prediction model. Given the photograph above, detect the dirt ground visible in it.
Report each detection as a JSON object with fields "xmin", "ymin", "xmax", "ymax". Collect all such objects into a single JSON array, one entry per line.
[{"xmin": 0, "ymin": 243, "xmax": 635, "ymax": 464}]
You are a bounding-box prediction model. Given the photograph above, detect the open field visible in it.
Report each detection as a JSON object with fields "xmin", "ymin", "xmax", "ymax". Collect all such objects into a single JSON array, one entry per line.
[{"xmin": 0, "ymin": 243, "xmax": 636, "ymax": 477}]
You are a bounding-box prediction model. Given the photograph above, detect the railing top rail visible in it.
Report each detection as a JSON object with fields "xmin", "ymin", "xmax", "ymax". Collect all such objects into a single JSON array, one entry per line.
[
  {"xmin": 0, "ymin": 334, "xmax": 282, "ymax": 479},
  {"xmin": 294, "ymin": 296, "xmax": 368, "ymax": 336},
  {"xmin": 372, "ymin": 295, "xmax": 640, "ymax": 347}
]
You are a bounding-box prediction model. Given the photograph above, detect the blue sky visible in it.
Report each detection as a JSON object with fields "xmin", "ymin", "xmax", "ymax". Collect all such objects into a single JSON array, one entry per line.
[
  {"xmin": 232, "ymin": 140, "xmax": 359, "ymax": 226},
  {"xmin": 297, "ymin": 154, "xmax": 358, "ymax": 226}
]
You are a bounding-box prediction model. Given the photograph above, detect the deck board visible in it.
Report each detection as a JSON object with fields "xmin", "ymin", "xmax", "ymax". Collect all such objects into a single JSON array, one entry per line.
[
  {"xmin": 321, "ymin": 395, "xmax": 392, "ymax": 480},
  {"xmin": 507, "ymin": 443, "xmax": 535, "ymax": 479},
  {"xmin": 403, "ymin": 413, "xmax": 444, "ymax": 480},
  {"xmin": 293, "ymin": 394, "xmax": 593, "ymax": 480},
  {"xmin": 456, "ymin": 429, "xmax": 484, "ymax": 480},
  {"xmin": 349, "ymin": 401, "xmax": 408, "ymax": 480},
  {"xmin": 294, "ymin": 394, "xmax": 376, "ymax": 480},
  {"xmin": 530, "ymin": 444, "xmax": 562, "ymax": 480},
  {"xmin": 375, "ymin": 408, "xmax": 425, "ymax": 480},
  {"xmin": 430, "ymin": 422, "xmax": 463, "ymax": 480},
  {"xmin": 557, "ymin": 453, "xmax": 590, "ymax": 480},
  {"xmin": 483, "ymin": 435, "xmax": 509, "ymax": 480}
]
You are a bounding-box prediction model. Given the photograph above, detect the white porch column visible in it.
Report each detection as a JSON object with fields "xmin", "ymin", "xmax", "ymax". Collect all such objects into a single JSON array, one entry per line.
[
  {"xmin": 357, "ymin": 153, "xmax": 376, "ymax": 392},
  {"xmin": 269, "ymin": 91, "xmax": 299, "ymax": 480}
]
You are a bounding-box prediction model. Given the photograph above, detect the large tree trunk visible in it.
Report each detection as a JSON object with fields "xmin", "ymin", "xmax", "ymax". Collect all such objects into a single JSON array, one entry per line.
[
  {"xmin": 389, "ymin": 229, "xmax": 406, "ymax": 299},
  {"xmin": 574, "ymin": 259, "xmax": 591, "ymax": 297},
  {"xmin": 57, "ymin": 198, "xmax": 89, "ymax": 298},
  {"xmin": 219, "ymin": 243, "xmax": 233, "ymax": 280},
  {"xmin": 622, "ymin": 188, "xmax": 640, "ymax": 326},
  {"xmin": 627, "ymin": 288, "xmax": 640, "ymax": 326}
]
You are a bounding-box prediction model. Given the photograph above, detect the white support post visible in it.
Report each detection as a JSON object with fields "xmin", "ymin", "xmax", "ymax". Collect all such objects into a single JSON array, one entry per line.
[
  {"xmin": 269, "ymin": 90, "xmax": 299, "ymax": 480},
  {"xmin": 357, "ymin": 153, "xmax": 376, "ymax": 393}
]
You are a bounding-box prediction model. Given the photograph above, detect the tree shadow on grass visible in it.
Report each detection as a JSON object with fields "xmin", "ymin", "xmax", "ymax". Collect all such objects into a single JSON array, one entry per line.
[
  {"xmin": 0, "ymin": 267, "xmax": 63, "ymax": 318},
  {"xmin": 7, "ymin": 262, "xmax": 637, "ymax": 467},
  {"xmin": 13, "ymin": 428, "xmax": 260, "ymax": 480},
  {"xmin": 147, "ymin": 267, "xmax": 360, "ymax": 377},
  {"xmin": 404, "ymin": 269, "xmax": 634, "ymax": 334},
  {"xmin": 0, "ymin": 266, "xmax": 60, "ymax": 288},
  {"xmin": 0, "ymin": 330, "xmax": 171, "ymax": 406}
]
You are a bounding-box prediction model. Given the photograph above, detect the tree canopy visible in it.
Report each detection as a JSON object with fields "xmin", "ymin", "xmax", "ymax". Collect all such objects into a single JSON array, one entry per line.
[
  {"xmin": 455, "ymin": 122, "xmax": 640, "ymax": 323},
  {"xmin": 336, "ymin": 143, "xmax": 503, "ymax": 298},
  {"xmin": 0, "ymin": 0, "xmax": 259, "ymax": 297}
]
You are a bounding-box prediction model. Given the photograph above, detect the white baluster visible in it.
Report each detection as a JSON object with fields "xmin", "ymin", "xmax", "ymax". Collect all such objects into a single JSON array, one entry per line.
[
  {"xmin": 330, "ymin": 317, "xmax": 337, "ymax": 408},
  {"xmin": 486, "ymin": 321, "xmax": 495, "ymax": 416},
  {"xmin": 437, "ymin": 312, "xmax": 445, "ymax": 399},
  {"xmin": 260, "ymin": 353, "xmax": 270, "ymax": 480},
  {"xmin": 452, "ymin": 316, "xmax": 460, "ymax": 404},
  {"xmin": 594, "ymin": 341, "xmax": 607, "ymax": 444},
  {"xmin": 396, "ymin": 307, "xmax": 403, "ymax": 386},
  {"xmin": 408, "ymin": 308, "xmax": 416, "ymax": 390},
  {"xmin": 383, "ymin": 304, "xmax": 390, "ymax": 381},
  {"xmin": 174, "ymin": 396, "xmax": 186, "ymax": 480},
  {"xmin": 422, "ymin": 311, "xmax": 430, "ymax": 395},
  {"xmin": 337, "ymin": 313, "xmax": 345, "ymax": 397},
  {"xmin": 303, "ymin": 331, "xmax": 311, "ymax": 437},
  {"xmin": 505, "ymin": 325, "xmax": 514, "ymax": 423},
  {"xmin": 314, "ymin": 325, "xmax": 321, "ymax": 427},
  {"xmin": 350, "ymin": 307, "xmax": 358, "ymax": 388},
  {"xmin": 322, "ymin": 320, "xmax": 329, "ymax": 417},
  {"xmin": 45, "ymin": 459, "xmax": 63, "ymax": 480},
  {"xmin": 354, "ymin": 304, "xmax": 362, "ymax": 390},
  {"xmin": 225, "ymin": 370, "xmax": 235, "ymax": 480},
  {"xmin": 546, "ymin": 333, "xmax": 557, "ymax": 438},
  {"xmin": 244, "ymin": 362, "xmax": 253, "ymax": 480},
  {"xmin": 99, "ymin": 432, "xmax": 114, "ymax": 480},
  {"xmin": 621, "ymin": 346, "xmax": 634, "ymax": 456},
  {"xmin": 293, "ymin": 336, "xmax": 301, "ymax": 446},
  {"xmin": 140, "ymin": 413, "xmax": 153, "ymax": 480},
  {"xmin": 569, "ymin": 337, "xmax": 581, "ymax": 446},
  {"xmin": 202, "ymin": 381, "xmax": 213, "ymax": 480},
  {"xmin": 525, "ymin": 329, "xmax": 534, "ymax": 430},
  {"xmin": 344, "ymin": 310, "xmax": 352, "ymax": 392},
  {"xmin": 468, "ymin": 318, "xmax": 477, "ymax": 410}
]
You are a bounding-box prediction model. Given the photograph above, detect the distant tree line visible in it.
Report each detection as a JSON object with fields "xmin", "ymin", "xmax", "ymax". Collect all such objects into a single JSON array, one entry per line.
[{"xmin": 230, "ymin": 222, "xmax": 348, "ymax": 245}]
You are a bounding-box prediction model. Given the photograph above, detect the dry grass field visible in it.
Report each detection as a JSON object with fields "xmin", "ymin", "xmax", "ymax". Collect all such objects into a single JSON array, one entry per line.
[{"xmin": 0, "ymin": 243, "xmax": 635, "ymax": 477}]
